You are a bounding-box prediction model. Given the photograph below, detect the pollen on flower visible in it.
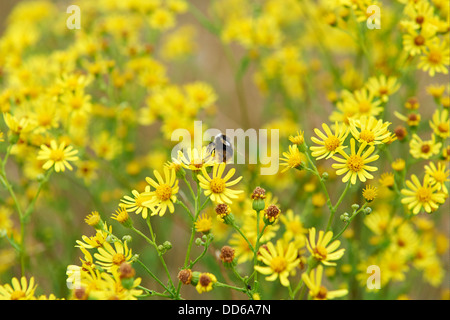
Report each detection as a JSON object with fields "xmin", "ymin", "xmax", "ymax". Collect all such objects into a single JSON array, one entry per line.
[
  {"xmin": 155, "ymin": 184, "xmax": 172, "ymax": 201},
  {"xmin": 347, "ymin": 155, "xmax": 364, "ymax": 172},
  {"xmin": 324, "ymin": 136, "xmax": 340, "ymax": 151},
  {"xmin": 210, "ymin": 178, "xmax": 226, "ymax": 193}
]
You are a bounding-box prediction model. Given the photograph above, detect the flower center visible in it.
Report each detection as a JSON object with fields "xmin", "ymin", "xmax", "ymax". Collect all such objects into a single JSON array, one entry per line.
[
  {"xmin": 432, "ymin": 171, "xmax": 447, "ymax": 183},
  {"xmin": 421, "ymin": 144, "xmax": 431, "ymax": 154},
  {"xmin": 358, "ymin": 100, "xmax": 371, "ymax": 113},
  {"xmin": 316, "ymin": 286, "xmax": 328, "ymax": 300},
  {"xmin": 210, "ymin": 177, "xmax": 226, "ymax": 194},
  {"xmin": 415, "ymin": 15, "xmax": 424, "ymax": 24},
  {"xmin": 288, "ymin": 153, "xmax": 303, "ymax": 168},
  {"xmin": 428, "ymin": 51, "xmax": 442, "ymax": 64},
  {"xmin": 324, "ymin": 135, "xmax": 340, "ymax": 151},
  {"xmin": 270, "ymin": 256, "xmax": 287, "ymax": 273},
  {"xmin": 155, "ymin": 184, "xmax": 172, "ymax": 201},
  {"xmin": 347, "ymin": 155, "xmax": 364, "ymax": 172},
  {"xmin": 359, "ymin": 129, "xmax": 375, "ymax": 143},
  {"xmin": 379, "ymin": 87, "xmax": 389, "ymax": 95},
  {"xmin": 50, "ymin": 149, "xmax": 65, "ymax": 162},
  {"xmin": 414, "ymin": 35, "xmax": 425, "ymax": 46},
  {"xmin": 313, "ymin": 246, "xmax": 328, "ymax": 260},
  {"xmin": 199, "ymin": 274, "xmax": 212, "ymax": 287},
  {"xmin": 438, "ymin": 123, "xmax": 449, "ymax": 133},
  {"xmin": 417, "ymin": 187, "xmax": 432, "ymax": 203},
  {"xmin": 10, "ymin": 290, "xmax": 26, "ymax": 300},
  {"xmin": 112, "ymin": 253, "xmax": 126, "ymax": 266}
]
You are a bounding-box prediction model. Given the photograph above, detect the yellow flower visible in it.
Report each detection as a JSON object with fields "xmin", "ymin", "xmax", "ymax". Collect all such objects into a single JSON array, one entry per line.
[
  {"xmin": 254, "ymin": 240, "xmax": 300, "ymax": 287},
  {"xmin": 365, "ymin": 75, "xmax": 400, "ymax": 102},
  {"xmin": 119, "ymin": 186, "xmax": 154, "ymax": 219},
  {"xmin": 306, "ymin": 227, "xmax": 345, "ymax": 266},
  {"xmin": 402, "ymin": 24, "xmax": 437, "ymax": 56},
  {"xmin": 310, "ymin": 122, "xmax": 349, "ymax": 160},
  {"xmin": 149, "ymin": 8, "xmax": 175, "ymax": 31},
  {"xmin": 429, "ymin": 109, "xmax": 449, "ymax": 139},
  {"xmin": 84, "ymin": 211, "xmax": 102, "ymax": 228},
  {"xmin": 76, "ymin": 230, "xmax": 108, "ymax": 250},
  {"xmin": 418, "ymin": 39, "xmax": 450, "ymax": 77},
  {"xmin": 194, "ymin": 213, "xmax": 213, "ymax": 233},
  {"xmin": 392, "ymin": 159, "xmax": 406, "ymax": 171},
  {"xmin": 197, "ymin": 162, "xmax": 243, "ymax": 204},
  {"xmin": 195, "ymin": 273, "xmax": 217, "ymax": 294},
  {"xmin": 280, "ymin": 144, "xmax": 306, "ymax": 172},
  {"xmin": 0, "ymin": 276, "xmax": 37, "ymax": 300},
  {"xmin": 409, "ymin": 134, "xmax": 442, "ymax": 159},
  {"xmin": 112, "ymin": 207, "xmax": 132, "ymax": 227},
  {"xmin": 342, "ymin": 88, "xmax": 383, "ymax": 118},
  {"xmin": 401, "ymin": 174, "xmax": 447, "ymax": 214},
  {"xmin": 424, "ymin": 161, "xmax": 450, "ymax": 193},
  {"xmin": 145, "ymin": 167, "xmax": 179, "ymax": 216},
  {"xmin": 94, "ymin": 241, "xmax": 133, "ymax": 272},
  {"xmin": 349, "ymin": 116, "xmax": 392, "ymax": 145},
  {"xmin": 394, "ymin": 111, "xmax": 421, "ymax": 127},
  {"xmin": 37, "ymin": 140, "xmax": 79, "ymax": 172},
  {"xmin": 288, "ymin": 130, "xmax": 305, "ymax": 145},
  {"xmin": 379, "ymin": 172, "xmax": 396, "ymax": 189},
  {"xmin": 184, "ymin": 81, "xmax": 217, "ymax": 108},
  {"xmin": 332, "ymin": 138, "xmax": 379, "ymax": 185},
  {"xmin": 302, "ymin": 265, "xmax": 348, "ymax": 300},
  {"xmin": 176, "ymin": 146, "xmax": 215, "ymax": 172},
  {"xmin": 362, "ymin": 185, "xmax": 378, "ymax": 202}
]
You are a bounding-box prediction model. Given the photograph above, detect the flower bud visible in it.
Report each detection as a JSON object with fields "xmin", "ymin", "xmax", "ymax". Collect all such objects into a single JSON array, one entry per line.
[{"xmin": 178, "ymin": 269, "xmax": 193, "ymax": 285}]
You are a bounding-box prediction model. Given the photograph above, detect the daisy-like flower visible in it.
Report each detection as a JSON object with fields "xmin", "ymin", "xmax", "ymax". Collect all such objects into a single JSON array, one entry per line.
[
  {"xmin": 288, "ymin": 130, "xmax": 305, "ymax": 145},
  {"xmin": 402, "ymin": 24, "xmax": 437, "ymax": 56},
  {"xmin": 418, "ymin": 39, "xmax": 450, "ymax": 77},
  {"xmin": 76, "ymin": 230, "xmax": 108, "ymax": 249},
  {"xmin": 194, "ymin": 213, "xmax": 213, "ymax": 233},
  {"xmin": 409, "ymin": 134, "xmax": 442, "ymax": 159},
  {"xmin": 306, "ymin": 227, "xmax": 345, "ymax": 266},
  {"xmin": 149, "ymin": 8, "xmax": 175, "ymax": 31},
  {"xmin": 84, "ymin": 211, "xmax": 102, "ymax": 229},
  {"xmin": 349, "ymin": 116, "xmax": 392, "ymax": 145},
  {"xmin": 197, "ymin": 162, "xmax": 243, "ymax": 204},
  {"xmin": 379, "ymin": 172, "xmax": 396, "ymax": 189},
  {"xmin": 0, "ymin": 276, "xmax": 37, "ymax": 300},
  {"xmin": 184, "ymin": 81, "xmax": 217, "ymax": 108},
  {"xmin": 145, "ymin": 167, "xmax": 179, "ymax": 217},
  {"xmin": 394, "ymin": 111, "xmax": 421, "ymax": 127},
  {"xmin": 310, "ymin": 122, "xmax": 349, "ymax": 160},
  {"xmin": 37, "ymin": 140, "xmax": 79, "ymax": 172},
  {"xmin": 195, "ymin": 272, "xmax": 217, "ymax": 294},
  {"xmin": 176, "ymin": 146, "xmax": 215, "ymax": 172},
  {"xmin": 363, "ymin": 185, "xmax": 378, "ymax": 202},
  {"xmin": 331, "ymin": 138, "xmax": 380, "ymax": 185},
  {"xmin": 119, "ymin": 186, "xmax": 154, "ymax": 219},
  {"xmin": 429, "ymin": 109, "xmax": 449, "ymax": 139},
  {"xmin": 94, "ymin": 241, "xmax": 133, "ymax": 272},
  {"xmin": 280, "ymin": 144, "xmax": 306, "ymax": 172},
  {"xmin": 424, "ymin": 161, "xmax": 450, "ymax": 193},
  {"xmin": 401, "ymin": 174, "xmax": 447, "ymax": 214},
  {"xmin": 302, "ymin": 265, "xmax": 348, "ymax": 300},
  {"xmin": 111, "ymin": 207, "xmax": 132, "ymax": 228},
  {"xmin": 342, "ymin": 88, "xmax": 383, "ymax": 118},
  {"xmin": 254, "ymin": 240, "xmax": 300, "ymax": 287},
  {"xmin": 365, "ymin": 75, "xmax": 400, "ymax": 103}
]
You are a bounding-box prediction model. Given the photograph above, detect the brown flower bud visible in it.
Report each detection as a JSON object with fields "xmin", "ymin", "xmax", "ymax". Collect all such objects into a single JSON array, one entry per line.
[
  {"xmin": 177, "ymin": 269, "xmax": 193, "ymax": 285},
  {"xmin": 219, "ymin": 246, "xmax": 235, "ymax": 264}
]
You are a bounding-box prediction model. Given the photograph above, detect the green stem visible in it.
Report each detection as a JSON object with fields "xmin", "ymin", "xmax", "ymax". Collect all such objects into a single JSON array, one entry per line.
[
  {"xmin": 135, "ymin": 259, "xmax": 171, "ymax": 294},
  {"xmin": 326, "ymin": 181, "xmax": 351, "ymax": 232}
]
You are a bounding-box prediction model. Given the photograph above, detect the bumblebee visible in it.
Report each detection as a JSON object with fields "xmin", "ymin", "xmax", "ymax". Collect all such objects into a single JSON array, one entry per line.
[{"xmin": 206, "ymin": 133, "xmax": 234, "ymax": 163}]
